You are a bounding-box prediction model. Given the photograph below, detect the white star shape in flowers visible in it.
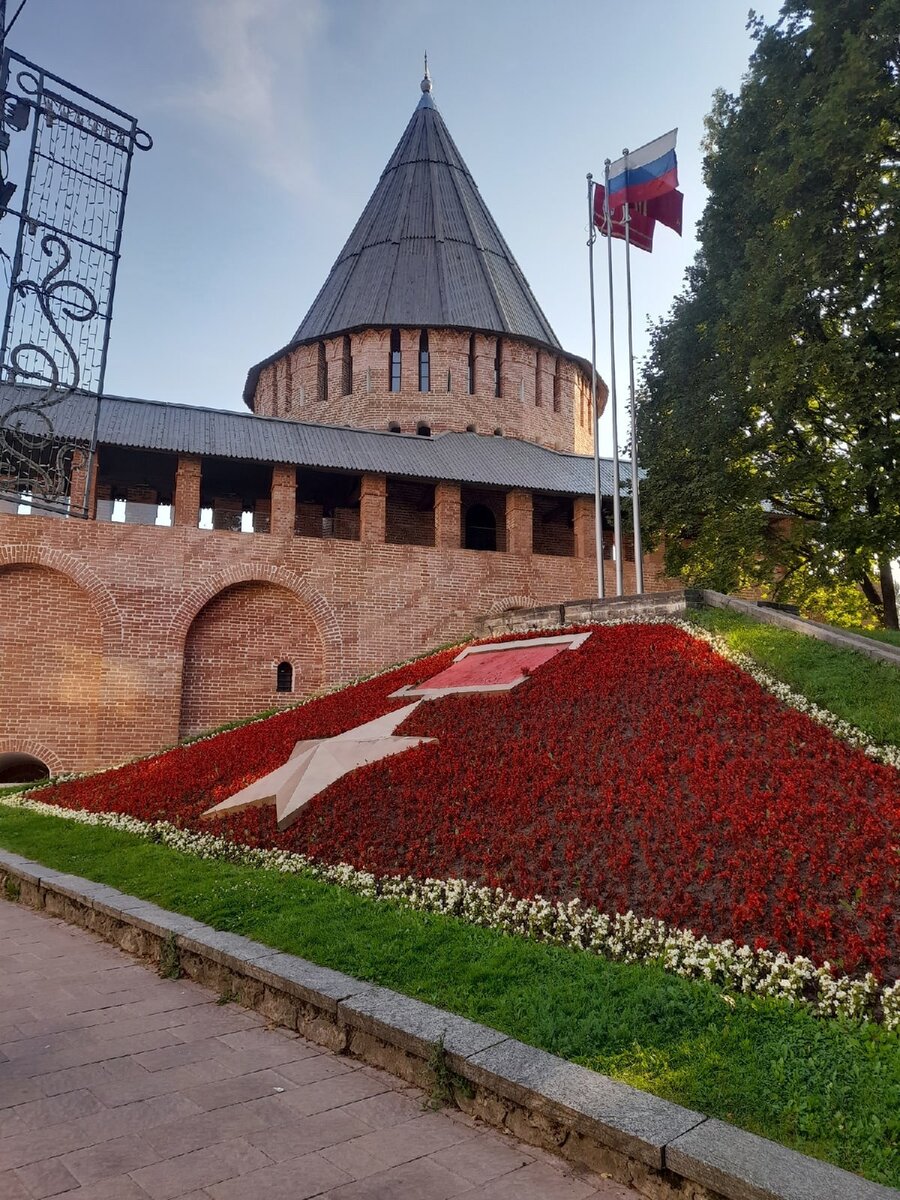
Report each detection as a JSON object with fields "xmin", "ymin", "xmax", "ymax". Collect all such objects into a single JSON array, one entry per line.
[{"xmin": 201, "ymin": 701, "xmax": 434, "ymax": 832}]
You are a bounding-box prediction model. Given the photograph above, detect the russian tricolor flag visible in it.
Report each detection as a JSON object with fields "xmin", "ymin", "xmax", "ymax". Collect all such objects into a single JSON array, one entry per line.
[{"xmin": 607, "ymin": 129, "xmax": 678, "ymax": 208}]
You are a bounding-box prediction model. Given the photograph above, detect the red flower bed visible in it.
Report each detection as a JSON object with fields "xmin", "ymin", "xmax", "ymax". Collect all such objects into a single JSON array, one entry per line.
[{"xmin": 34, "ymin": 625, "xmax": 899, "ymax": 979}]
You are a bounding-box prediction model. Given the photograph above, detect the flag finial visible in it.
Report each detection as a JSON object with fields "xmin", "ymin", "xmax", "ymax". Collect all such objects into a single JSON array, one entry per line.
[{"xmin": 421, "ymin": 52, "xmax": 432, "ymax": 93}]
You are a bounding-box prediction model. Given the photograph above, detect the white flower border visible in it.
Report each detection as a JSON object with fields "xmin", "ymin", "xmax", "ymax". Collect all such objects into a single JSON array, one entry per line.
[{"xmin": 1, "ymin": 615, "xmax": 897, "ymax": 1030}]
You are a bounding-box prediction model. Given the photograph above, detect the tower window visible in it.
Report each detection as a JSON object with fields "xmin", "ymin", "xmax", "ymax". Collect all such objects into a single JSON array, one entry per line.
[
  {"xmin": 535, "ymin": 353, "xmax": 542, "ymax": 407},
  {"xmin": 389, "ymin": 328, "xmax": 401, "ymax": 392},
  {"xmin": 276, "ymin": 661, "xmax": 293, "ymax": 693},
  {"xmin": 317, "ymin": 343, "xmax": 327, "ymax": 402},
  {"xmin": 494, "ymin": 338, "xmax": 503, "ymax": 398},
  {"xmin": 468, "ymin": 335, "xmax": 476, "ymax": 394},
  {"xmin": 418, "ymin": 329, "xmax": 430, "ymax": 393},
  {"xmin": 552, "ymin": 359, "xmax": 561, "ymax": 413},
  {"xmin": 417, "ymin": 422, "xmax": 431, "ymax": 437},
  {"xmin": 341, "ymin": 335, "xmax": 353, "ymax": 395}
]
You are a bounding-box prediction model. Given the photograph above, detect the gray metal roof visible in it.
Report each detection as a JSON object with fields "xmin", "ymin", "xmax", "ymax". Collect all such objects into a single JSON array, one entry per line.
[
  {"xmin": 0, "ymin": 385, "xmax": 626, "ymax": 497},
  {"xmin": 244, "ymin": 80, "xmax": 563, "ymax": 406},
  {"xmin": 294, "ymin": 86, "xmax": 560, "ymax": 348}
]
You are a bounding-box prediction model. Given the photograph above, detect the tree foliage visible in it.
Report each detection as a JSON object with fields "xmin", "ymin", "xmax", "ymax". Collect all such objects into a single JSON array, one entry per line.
[{"xmin": 639, "ymin": 0, "xmax": 900, "ymax": 626}]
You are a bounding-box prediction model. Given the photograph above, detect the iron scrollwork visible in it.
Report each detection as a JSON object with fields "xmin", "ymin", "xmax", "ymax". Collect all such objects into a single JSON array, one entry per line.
[
  {"xmin": 0, "ymin": 49, "xmax": 150, "ymax": 517},
  {"xmin": 1, "ymin": 234, "xmax": 97, "ymax": 507}
]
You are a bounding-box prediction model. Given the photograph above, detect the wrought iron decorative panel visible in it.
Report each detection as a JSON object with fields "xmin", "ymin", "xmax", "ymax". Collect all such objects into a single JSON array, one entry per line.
[{"xmin": 0, "ymin": 49, "xmax": 150, "ymax": 516}]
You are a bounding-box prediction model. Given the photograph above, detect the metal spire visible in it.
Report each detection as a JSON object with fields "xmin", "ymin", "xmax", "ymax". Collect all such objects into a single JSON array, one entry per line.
[{"xmin": 418, "ymin": 52, "xmax": 434, "ymax": 108}]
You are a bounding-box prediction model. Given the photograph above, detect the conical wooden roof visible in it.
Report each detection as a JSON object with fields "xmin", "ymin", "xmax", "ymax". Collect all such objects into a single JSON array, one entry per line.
[{"xmin": 290, "ymin": 77, "xmax": 561, "ymax": 349}]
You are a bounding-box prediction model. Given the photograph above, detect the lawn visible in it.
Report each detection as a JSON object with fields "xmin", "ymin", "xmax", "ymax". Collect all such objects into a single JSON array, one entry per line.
[
  {"xmin": 688, "ymin": 606, "xmax": 900, "ymax": 747},
  {"xmin": 0, "ymin": 804, "xmax": 897, "ymax": 1187}
]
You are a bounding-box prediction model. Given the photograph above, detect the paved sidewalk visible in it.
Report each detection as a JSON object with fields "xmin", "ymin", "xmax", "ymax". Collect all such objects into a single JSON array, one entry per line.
[{"xmin": 0, "ymin": 902, "xmax": 637, "ymax": 1199}]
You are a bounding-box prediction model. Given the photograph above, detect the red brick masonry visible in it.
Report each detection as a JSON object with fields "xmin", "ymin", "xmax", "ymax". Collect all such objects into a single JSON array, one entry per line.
[{"xmin": 0, "ymin": 501, "xmax": 671, "ymax": 773}]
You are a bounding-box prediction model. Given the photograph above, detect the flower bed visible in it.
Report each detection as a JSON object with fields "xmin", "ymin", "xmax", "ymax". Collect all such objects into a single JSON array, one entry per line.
[{"xmin": 31, "ymin": 623, "xmax": 899, "ymax": 989}]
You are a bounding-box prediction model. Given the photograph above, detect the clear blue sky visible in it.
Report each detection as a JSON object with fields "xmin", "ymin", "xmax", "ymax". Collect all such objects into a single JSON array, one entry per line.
[{"xmin": 6, "ymin": 0, "xmax": 760, "ymax": 453}]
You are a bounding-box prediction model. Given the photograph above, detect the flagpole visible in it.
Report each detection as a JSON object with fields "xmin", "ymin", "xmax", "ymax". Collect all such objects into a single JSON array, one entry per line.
[
  {"xmin": 621, "ymin": 149, "xmax": 644, "ymax": 594},
  {"xmin": 603, "ymin": 159, "xmax": 624, "ymax": 596},
  {"xmin": 586, "ymin": 174, "xmax": 604, "ymax": 599}
]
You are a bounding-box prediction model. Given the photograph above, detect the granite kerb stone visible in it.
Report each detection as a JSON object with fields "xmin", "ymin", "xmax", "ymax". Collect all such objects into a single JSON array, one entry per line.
[
  {"xmin": 176, "ymin": 927, "xmax": 283, "ymax": 972},
  {"xmin": 252, "ymin": 952, "xmax": 372, "ymax": 1012},
  {"xmin": 0, "ymin": 848, "xmax": 43, "ymax": 885},
  {"xmin": 666, "ymin": 1117, "xmax": 896, "ymax": 1200},
  {"xmin": 338, "ymin": 986, "xmax": 507, "ymax": 1069},
  {"xmin": 39, "ymin": 872, "xmax": 131, "ymax": 910},
  {"xmin": 92, "ymin": 897, "xmax": 207, "ymax": 940},
  {"xmin": 463, "ymin": 1038, "xmax": 704, "ymax": 1171}
]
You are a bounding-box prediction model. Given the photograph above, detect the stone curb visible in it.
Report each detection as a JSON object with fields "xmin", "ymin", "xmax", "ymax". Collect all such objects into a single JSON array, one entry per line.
[
  {"xmin": 477, "ymin": 587, "xmax": 900, "ymax": 674},
  {"xmin": 474, "ymin": 588, "xmax": 700, "ymax": 637},
  {"xmin": 0, "ymin": 851, "xmax": 894, "ymax": 1200},
  {"xmin": 698, "ymin": 590, "xmax": 900, "ymax": 669}
]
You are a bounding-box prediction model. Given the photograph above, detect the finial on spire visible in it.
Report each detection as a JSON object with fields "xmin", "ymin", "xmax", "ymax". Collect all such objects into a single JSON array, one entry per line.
[{"xmin": 421, "ymin": 51, "xmax": 432, "ymax": 93}]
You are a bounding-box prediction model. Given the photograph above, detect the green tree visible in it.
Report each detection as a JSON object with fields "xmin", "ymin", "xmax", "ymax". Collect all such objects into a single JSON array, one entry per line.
[{"xmin": 640, "ymin": 0, "xmax": 900, "ymax": 627}]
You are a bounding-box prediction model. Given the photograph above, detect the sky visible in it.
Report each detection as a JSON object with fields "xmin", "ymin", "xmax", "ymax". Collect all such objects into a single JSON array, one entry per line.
[{"xmin": 4, "ymin": 0, "xmax": 762, "ymax": 454}]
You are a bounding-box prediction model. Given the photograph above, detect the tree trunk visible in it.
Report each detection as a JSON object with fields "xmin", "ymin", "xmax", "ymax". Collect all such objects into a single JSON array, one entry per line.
[
  {"xmin": 860, "ymin": 571, "xmax": 884, "ymax": 623},
  {"xmin": 878, "ymin": 556, "xmax": 899, "ymax": 630}
]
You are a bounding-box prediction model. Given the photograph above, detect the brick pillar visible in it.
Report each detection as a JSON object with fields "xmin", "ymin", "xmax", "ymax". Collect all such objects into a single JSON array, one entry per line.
[
  {"xmin": 506, "ymin": 490, "xmax": 533, "ymax": 556},
  {"xmin": 270, "ymin": 463, "xmax": 296, "ymax": 537},
  {"xmin": 174, "ymin": 456, "xmax": 202, "ymax": 528},
  {"xmin": 400, "ymin": 328, "xmax": 420, "ymax": 394},
  {"xmin": 473, "ymin": 334, "xmax": 495, "ymax": 398},
  {"xmin": 69, "ymin": 448, "xmax": 98, "ymax": 518},
  {"xmin": 434, "ymin": 481, "xmax": 461, "ymax": 549},
  {"xmin": 360, "ymin": 473, "xmax": 387, "ymax": 543},
  {"xmin": 574, "ymin": 496, "xmax": 596, "ymax": 559}
]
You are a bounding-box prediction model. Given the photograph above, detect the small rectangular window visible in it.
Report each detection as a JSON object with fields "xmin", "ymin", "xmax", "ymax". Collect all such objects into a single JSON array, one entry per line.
[
  {"xmin": 390, "ymin": 328, "xmax": 401, "ymax": 392},
  {"xmin": 317, "ymin": 343, "xmax": 328, "ymax": 401},
  {"xmin": 341, "ymin": 336, "xmax": 353, "ymax": 395},
  {"xmin": 418, "ymin": 330, "xmax": 430, "ymax": 392}
]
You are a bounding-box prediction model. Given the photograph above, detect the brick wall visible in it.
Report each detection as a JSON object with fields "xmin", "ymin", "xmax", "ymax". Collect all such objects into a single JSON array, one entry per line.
[
  {"xmin": 180, "ymin": 580, "xmax": 325, "ymax": 737},
  {"xmin": 251, "ymin": 329, "xmax": 600, "ymax": 456},
  {"xmin": 0, "ymin": 510, "xmax": 672, "ymax": 774},
  {"xmin": 0, "ymin": 564, "xmax": 103, "ymax": 769}
]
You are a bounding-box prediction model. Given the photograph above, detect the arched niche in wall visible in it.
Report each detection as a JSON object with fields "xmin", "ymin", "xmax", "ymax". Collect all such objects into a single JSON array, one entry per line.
[
  {"xmin": 178, "ymin": 581, "xmax": 325, "ymax": 739},
  {"xmin": 0, "ymin": 751, "xmax": 50, "ymax": 784},
  {"xmin": 0, "ymin": 563, "xmax": 104, "ymax": 773}
]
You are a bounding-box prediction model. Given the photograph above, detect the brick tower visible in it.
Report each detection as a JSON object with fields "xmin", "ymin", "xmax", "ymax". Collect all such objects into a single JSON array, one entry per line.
[{"xmin": 244, "ymin": 67, "xmax": 600, "ymax": 454}]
